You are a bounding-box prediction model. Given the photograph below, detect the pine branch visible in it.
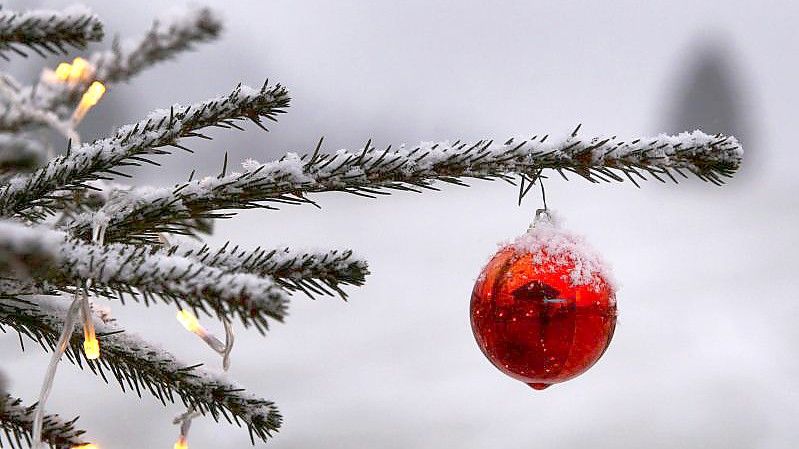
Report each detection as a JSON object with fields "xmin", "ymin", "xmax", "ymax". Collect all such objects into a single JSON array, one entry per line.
[
  {"xmin": 0, "ymin": 221, "xmax": 288, "ymax": 332},
  {"xmin": 0, "ymin": 6, "xmax": 103, "ymax": 60},
  {"xmin": 0, "ymin": 73, "xmax": 80, "ymax": 143},
  {"xmin": 165, "ymin": 242, "xmax": 369, "ymax": 300},
  {"xmin": 0, "ymin": 134, "xmax": 46, "ymax": 175},
  {"xmin": 0, "ymin": 296, "xmax": 281, "ymax": 443},
  {"xmin": 64, "ymin": 210, "xmax": 369, "ymax": 297},
  {"xmin": 0, "ymin": 82, "xmax": 290, "ymax": 218},
  {"xmin": 0, "ymin": 100, "xmax": 57, "ymax": 133},
  {"xmin": 68, "ymin": 130, "xmax": 742, "ymax": 241},
  {"xmin": 29, "ymin": 6, "xmax": 222, "ymax": 118},
  {"xmin": 93, "ymin": 5, "xmax": 222, "ymax": 84},
  {"xmin": 0, "ymin": 394, "xmax": 86, "ymax": 449}
]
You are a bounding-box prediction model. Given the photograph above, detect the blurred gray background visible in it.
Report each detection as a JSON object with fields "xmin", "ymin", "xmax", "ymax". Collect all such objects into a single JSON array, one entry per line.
[{"xmin": 2, "ymin": 1, "xmax": 798, "ymax": 448}]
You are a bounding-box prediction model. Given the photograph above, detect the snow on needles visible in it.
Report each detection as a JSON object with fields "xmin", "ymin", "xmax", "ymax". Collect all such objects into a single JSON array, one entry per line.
[
  {"xmin": 61, "ymin": 130, "xmax": 742, "ymax": 244},
  {"xmin": 0, "ymin": 6, "xmax": 103, "ymax": 46},
  {"xmin": 91, "ymin": 5, "xmax": 222, "ymax": 83},
  {"xmin": 3, "ymin": 294, "xmax": 280, "ymax": 439},
  {"xmin": 0, "ymin": 82, "xmax": 288, "ymax": 215},
  {"xmin": 0, "ymin": 220, "xmax": 288, "ymax": 330}
]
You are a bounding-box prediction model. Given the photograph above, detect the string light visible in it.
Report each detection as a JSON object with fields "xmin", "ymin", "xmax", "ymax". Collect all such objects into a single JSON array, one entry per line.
[
  {"xmin": 54, "ymin": 62, "xmax": 71, "ymax": 80},
  {"xmin": 52, "ymin": 57, "xmax": 93, "ymax": 83},
  {"xmin": 176, "ymin": 309, "xmax": 226, "ymax": 353},
  {"xmin": 78, "ymin": 222, "xmax": 107, "ymax": 360},
  {"xmin": 176, "ymin": 309, "xmax": 203, "ymax": 334},
  {"xmin": 173, "ymin": 311, "xmax": 234, "ymax": 449},
  {"xmin": 72, "ymin": 444, "xmax": 99, "ymax": 449},
  {"xmin": 32, "ymin": 296, "xmax": 83, "ymax": 449},
  {"xmin": 72, "ymin": 81, "xmax": 106, "ymax": 123},
  {"xmin": 68, "ymin": 57, "xmax": 90, "ymax": 82},
  {"xmin": 82, "ymin": 319, "xmax": 100, "ymax": 360},
  {"xmin": 172, "ymin": 408, "xmax": 199, "ymax": 449},
  {"xmin": 173, "ymin": 435, "xmax": 188, "ymax": 449}
]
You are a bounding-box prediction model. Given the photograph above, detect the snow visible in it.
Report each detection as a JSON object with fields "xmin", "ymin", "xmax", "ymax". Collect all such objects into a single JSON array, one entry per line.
[
  {"xmin": 508, "ymin": 211, "xmax": 616, "ymax": 291},
  {"xmin": 66, "ymin": 130, "xmax": 740, "ymax": 241},
  {"xmin": 167, "ymin": 237, "xmax": 367, "ymax": 282},
  {"xmin": 0, "ymin": 221, "xmax": 65, "ymax": 255},
  {"xmin": 61, "ymin": 240, "xmax": 288, "ymax": 317},
  {"xmin": 0, "ymin": 220, "xmax": 288, "ymax": 327},
  {"xmin": 0, "ymin": 392, "xmax": 85, "ymax": 448},
  {"xmin": 91, "ymin": 5, "xmax": 222, "ymax": 83},
  {"xmin": 0, "ymin": 5, "xmax": 102, "ymax": 39},
  {"xmin": 4, "ymin": 294, "xmax": 278, "ymax": 438},
  {"xmin": 0, "ymin": 83, "xmax": 286, "ymax": 215},
  {"xmin": 0, "ymin": 135, "xmax": 46, "ymax": 169}
]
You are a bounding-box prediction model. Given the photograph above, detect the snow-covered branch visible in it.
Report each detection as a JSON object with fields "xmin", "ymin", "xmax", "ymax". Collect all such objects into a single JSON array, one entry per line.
[
  {"xmin": 166, "ymin": 242, "xmax": 369, "ymax": 299},
  {"xmin": 0, "ymin": 99, "xmax": 62, "ymax": 134},
  {"xmin": 67, "ymin": 130, "xmax": 742, "ymax": 241},
  {"xmin": 0, "ymin": 221, "xmax": 288, "ymax": 332},
  {"xmin": 0, "ymin": 73, "xmax": 81, "ymax": 142},
  {"xmin": 0, "ymin": 394, "xmax": 86, "ymax": 449},
  {"xmin": 66, "ymin": 214, "xmax": 369, "ymax": 297},
  {"xmin": 30, "ymin": 6, "xmax": 222, "ymax": 117},
  {"xmin": 93, "ymin": 5, "xmax": 222, "ymax": 84},
  {"xmin": 0, "ymin": 6, "xmax": 103, "ymax": 59},
  {"xmin": 0, "ymin": 82, "xmax": 290, "ymax": 218},
  {"xmin": 0, "ymin": 134, "xmax": 46, "ymax": 174},
  {"xmin": 0, "ymin": 296, "xmax": 282, "ymax": 443}
]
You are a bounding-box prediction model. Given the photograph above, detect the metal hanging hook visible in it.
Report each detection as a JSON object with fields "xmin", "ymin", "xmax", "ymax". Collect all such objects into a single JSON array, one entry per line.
[{"xmin": 518, "ymin": 169, "xmax": 550, "ymax": 224}]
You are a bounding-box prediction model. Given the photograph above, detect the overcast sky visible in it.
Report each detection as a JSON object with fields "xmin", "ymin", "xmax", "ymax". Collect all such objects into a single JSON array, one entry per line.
[{"xmin": 2, "ymin": 1, "xmax": 798, "ymax": 448}]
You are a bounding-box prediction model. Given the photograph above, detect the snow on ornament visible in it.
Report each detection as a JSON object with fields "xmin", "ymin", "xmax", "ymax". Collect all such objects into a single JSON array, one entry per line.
[{"xmin": 470, "ymin": 210, "xmax": 617, "ymax": 390}]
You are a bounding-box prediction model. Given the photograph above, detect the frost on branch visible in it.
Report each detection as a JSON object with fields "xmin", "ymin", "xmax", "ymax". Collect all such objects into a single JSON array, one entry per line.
[
  {"xmin": 92, "ymin": 5, "xmax": 222, "ymax": 84},
  {"xmin": 0, "ymin": 221, "xmax": 288, "ymax": 332},
  {"xmin": 0, "ymin": 394, "xmax": 86, "ymax": 449},
  {"xmin": 166, "ymin": 242, "xmax": 369, "ymax": 299},
  {"xmin": 0, "ymin": 6, "xmax": 103, "ymax": 59},
  {"xmin": 69, "ymin": 130, "xmax": 742, "ymax": 243},
  {"xmin": 0, "ymin": 134, "xmax": 46, "ymax": 174},
  {"xmin": 0, "ymin": 296, "xmax": 281, "ymax": 443},
  {"xmin": 0, "ymin": 82, "xmax": 290, "ymax": 218},
  {"xmin": 30, "ymin": 6, "xmax": 222, "ymax": 117}
]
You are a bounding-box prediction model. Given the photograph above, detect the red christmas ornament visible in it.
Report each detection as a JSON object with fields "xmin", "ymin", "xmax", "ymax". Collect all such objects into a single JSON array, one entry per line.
[{"xmin": 470, "ymin": 212, "xmax": 617, "ymax": 390}]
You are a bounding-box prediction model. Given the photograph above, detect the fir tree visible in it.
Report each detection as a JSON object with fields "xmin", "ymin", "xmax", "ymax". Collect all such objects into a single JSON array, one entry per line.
[{"xmin": 0, "ymin": 5, "xmax": 742, "ymax": 449}]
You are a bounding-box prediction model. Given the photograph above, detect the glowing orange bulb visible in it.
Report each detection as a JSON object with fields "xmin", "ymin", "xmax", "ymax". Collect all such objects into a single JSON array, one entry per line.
[
  {"xmin": 72, "ymin": 81, "xmax": 106, "ymax": 123},
  {"xmin": 83, "ymin": 335, "xmax": 100, "ymax": 360},
  {"xmin": 174, "ymin": 436, "xmax": 188, "ymax": 449},
  {"xmin": 80, "ymin": 81, "xmax": 106, "ymax": 108},
  {"xmin": 68, "ymin": 57, "xmax": 90, "ymax": 82},
  {"xmin": 176, "ymin": 309, "xmax": 204, "ymax": 334},
  {"xmin": 54, "ymin": 63, "xmax": 71, "ymax": 80},
  {"xmin": 72, "ymin": 443, "xmax": 99, "ymax": 449},
  {"xmin": 53, "ymin": 57, "xmax": 92, "ymax": 82}
]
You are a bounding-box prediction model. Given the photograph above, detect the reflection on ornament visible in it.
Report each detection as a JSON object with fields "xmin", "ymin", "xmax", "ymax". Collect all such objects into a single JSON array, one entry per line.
[{"xmin": 470, "ymin": 213, "xmax": 617, "ymax": 390}]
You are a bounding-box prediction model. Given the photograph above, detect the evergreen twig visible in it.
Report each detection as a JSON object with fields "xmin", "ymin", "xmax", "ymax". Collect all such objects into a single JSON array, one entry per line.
[
  {"xmin": 0, "ymin": 296, "xmax": 281, "ymax": 443},
  {"xmin": 0, "ymin": 82, "xmax": 290, "ymax": 218},
  {"xmin": 29, "ymin": 6, "xmax": 222, "ymax": 118},
  {"xmin": 0, "ymin": 7, "xmax": 103, "ymax": 60},
  {"xmin": 67, "ymin": 131, "xmax": 742, "ymax": 241},
  {"xmin": 0, "ymin": 394, "xmax": 87, "ymax": 449},
  {"xmin": 0, "ymin": 221, "xmax": 288, "ymax": 332}
]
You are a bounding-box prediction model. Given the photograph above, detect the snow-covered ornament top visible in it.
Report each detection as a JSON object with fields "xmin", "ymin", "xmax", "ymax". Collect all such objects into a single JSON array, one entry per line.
[
  {"xmin": 512, "ymin": 210, "xmax": 616, "ymax": 292},
  {"xmin": 470, "ymin": 210, "xmax": 617, "ymax": 390}
]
